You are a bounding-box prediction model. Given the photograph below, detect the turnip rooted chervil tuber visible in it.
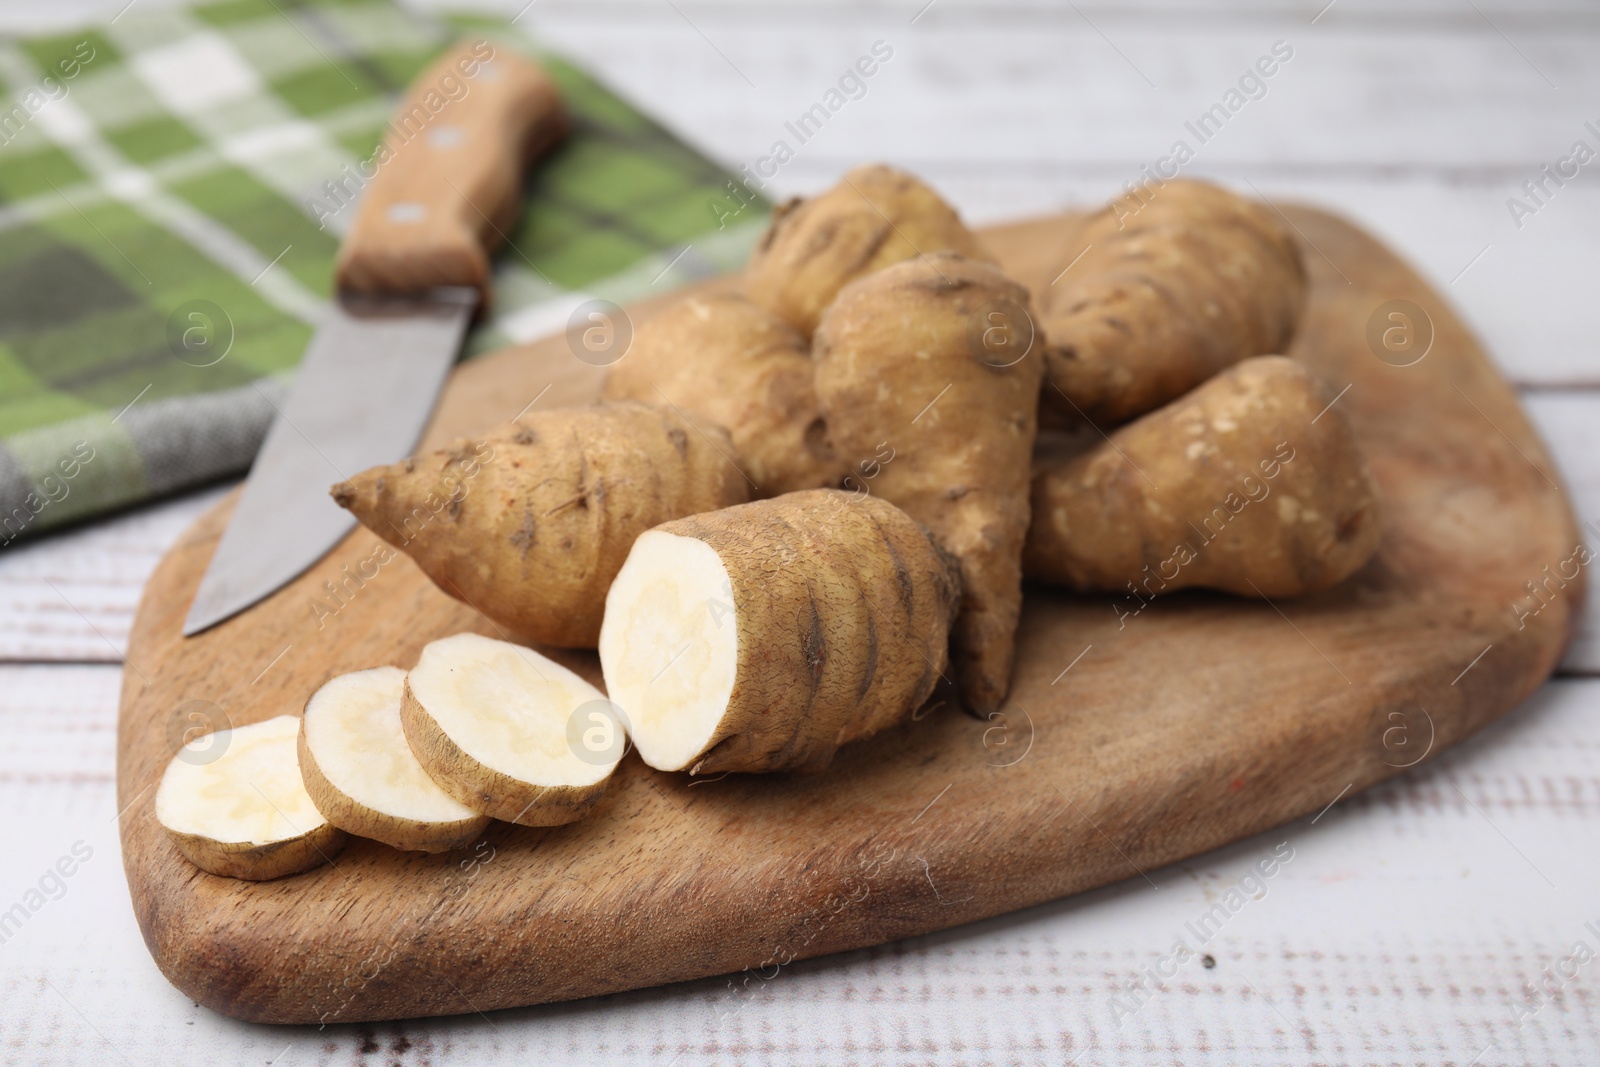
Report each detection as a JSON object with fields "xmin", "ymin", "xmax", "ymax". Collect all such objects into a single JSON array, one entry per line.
[
  {"xmin": 1039, "ymin": 179, "xmax": 1308, "ymax": 427},
  {"xmin": 1025, "ymin": 356, "xmax": 1383, "ymax": 599},
  {"xmin": 603, "ymin": 292, "xmax": 844, "ymax": 497},
  {"xmin": 332, "ymin": 402, "xmax": 747, "ymax": 649},
  {"xmin": 814, "ymin": 253, "xmax": 1044, "ymax": 714},
  {"xmin": 599, "ymin": 490, "xmax": 959, "ymax": 775},
  {"xmin": 745, "ymin": 163, "xmax": 993, "ymax": 338}
]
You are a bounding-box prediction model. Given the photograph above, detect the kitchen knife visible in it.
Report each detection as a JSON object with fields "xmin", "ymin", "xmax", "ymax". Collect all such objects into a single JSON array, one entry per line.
[{"xmin": 183, "ymin": 40, "xmax": 569, "ymax": 637}]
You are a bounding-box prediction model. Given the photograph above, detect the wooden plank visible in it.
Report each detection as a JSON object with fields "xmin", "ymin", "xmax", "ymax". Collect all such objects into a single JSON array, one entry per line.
[
  {"xmin": 0, "ymin": 488, "xmax": 225, "ymax": 664},
  {"xmin": 1527, "ymin": 393, "xmax": 1600, "ymax": 674},
  {"xmin": 508, "ymin": 14, "xmax": 1599, "ymax": 385},
  {"xmin": 0, "ymin": 2, "xmax": 1591, "ymax": 1059},
  {"xmin": 8, "ymin": 667, "xmax": 1600, "ymax": 1061},
  {"xmin": 512, "ymin": 9, "xmax": 1597, "ymax": 170},
  {"xmin": 24, "ymin": 0, "xmax": 1600, "ymax": 28},
  {"xmin": 0, "ymin": 664, "xmax": 118, "ymax": 786}
]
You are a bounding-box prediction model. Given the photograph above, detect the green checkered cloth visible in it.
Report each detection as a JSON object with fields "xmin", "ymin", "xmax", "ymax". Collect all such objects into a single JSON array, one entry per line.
[{"xmin": 0, "ymin": 0, "xmax": 768, "ymax": 543}]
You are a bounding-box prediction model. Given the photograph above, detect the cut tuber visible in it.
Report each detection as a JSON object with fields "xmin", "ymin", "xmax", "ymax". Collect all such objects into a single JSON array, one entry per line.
[
  {"xmin": 401, "ymin": 633, "xmax": 622, "ymax": 825},
  {"xmin": 599, "ymin": 489, "xmax": 960, "ymax": 775},
  {"xmin": 156, "ymin": 714, "xmax": 346, "ymax": 880},
  {"xmin": 299, "ymin": 666, "xmax": 490, "ymax": 852}
]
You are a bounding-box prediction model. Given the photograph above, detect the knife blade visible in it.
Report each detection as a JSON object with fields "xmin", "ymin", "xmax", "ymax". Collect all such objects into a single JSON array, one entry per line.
[{"xmin": 184, "ymin": 40, "xmax": 569, "ymax": 637}]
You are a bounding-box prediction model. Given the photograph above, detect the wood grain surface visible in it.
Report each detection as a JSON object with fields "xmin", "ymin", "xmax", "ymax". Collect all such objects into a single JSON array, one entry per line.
[{"xmin": 114, "ymin": 207, "xmax": 1583, "ymax": 1025}]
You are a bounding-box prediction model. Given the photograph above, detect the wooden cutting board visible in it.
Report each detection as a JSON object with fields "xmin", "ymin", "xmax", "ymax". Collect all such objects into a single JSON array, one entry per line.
[{"xmin": 116, "ymin": 206, "xmax": 1583, "ymax": 1025}]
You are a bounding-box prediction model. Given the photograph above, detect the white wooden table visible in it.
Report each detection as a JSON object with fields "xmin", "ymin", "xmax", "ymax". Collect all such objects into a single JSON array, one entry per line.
[{"xmin": 3, "ymin": 1, "xmax": 1598, "ymax": 1064}]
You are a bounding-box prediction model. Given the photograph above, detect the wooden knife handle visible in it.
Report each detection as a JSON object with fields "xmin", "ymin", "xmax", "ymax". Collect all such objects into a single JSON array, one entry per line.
[{"xmin": 334, "ymin": 40, "xmax": 569, "ymax": 305}]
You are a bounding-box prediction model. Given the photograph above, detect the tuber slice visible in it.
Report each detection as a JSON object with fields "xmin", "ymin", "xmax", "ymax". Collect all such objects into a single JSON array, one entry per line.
[
  {"xmin": 401, "ymin": 633, "xmax": 621, "ymax": 826},
  {"xmin": 599, "ymin": 489, "xmax": 959, "ymax": 775},
  {"xmin": 331, "ymin": 402, "xmax": 748, "ymax": 649},
  {"xmin": 814, "ymin": 253, "xmax": 1044, "ymax": 714},
  {"xmin": 1039, "ymin": 179, "xmax": 1307, "ymax": 427},
  {"xmin": 156, "ymin": 714, "xmax": 346, "ymax": 881},
  {"xmin": 744, "ymin": 163, "xmax": 993, "ymax": 337},
  {"xmin": 603, "ymin": 292, "xmax": 844, "ymax": 496},
  {"xmin": 298, "ymin": 666, "xmax": 490, "ymax": 852},
  {"xmin": 1024, "ymin": 356, "xmax": 1383, "ymax": 598}
]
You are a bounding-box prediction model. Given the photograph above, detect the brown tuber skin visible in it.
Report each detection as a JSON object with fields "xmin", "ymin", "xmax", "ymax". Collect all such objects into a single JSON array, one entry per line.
[
  {"xmin": 331, "ymin": 402, "xmax": 748, "ymax": 648},
  {"xmin": 163, "ymin": 822, "xmax": 347, "ymax": 882},
  {"xmin": 814, "ymin": 253, "xmax": 1044, "ymax": 714},
  {"xmin": 602, "ymin": 292, "xmax": 844, "ymax": 496},
  {"xmin": 1024, "ymin": 356, "xmax": 1382, "ymax": 599},
  {"xmin": 745, "ymin": 163, "xmax": 994, "ymax": 338},
  {"xmin": 647, "ymin": 490, "xmax": 960, "ymax": 774},
  {"xmin": 1040, "ymin": 179, "xmax": 1307, "ymax": 427}
]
